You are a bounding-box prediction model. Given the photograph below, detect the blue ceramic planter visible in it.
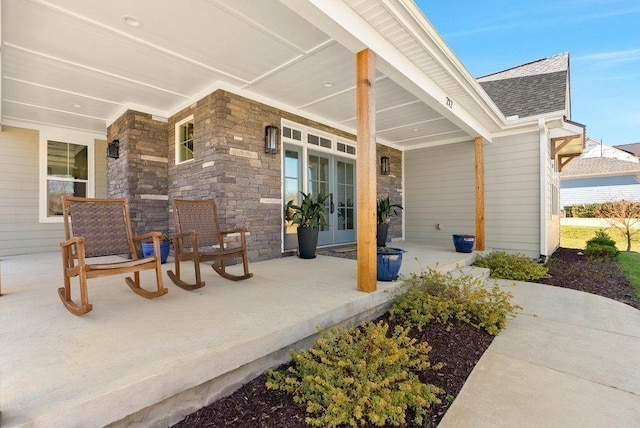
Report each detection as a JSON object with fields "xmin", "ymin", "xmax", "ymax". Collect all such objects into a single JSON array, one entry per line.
[
  {"xmin": 377, "ymin": 247, "xmax": 405, "ymax": 281},
  {"xmin": 142, "ymin": 241, "xmax": 171, "ymax": 263},
  {"xmin": 452, "ymin": 234, "xmax": 475, "ymax": 253}
]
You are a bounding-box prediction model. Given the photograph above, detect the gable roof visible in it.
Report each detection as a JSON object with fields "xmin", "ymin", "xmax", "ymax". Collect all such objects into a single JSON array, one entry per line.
[
  {"xmin": 477, "ymin": 53, "xmax": 569, "ymax": 118},
  {"xmin": 560, "ymin": 157, "xmax": 640, "ymax": 178},
  {"xmin": 614, "ymin": 143, "xmax": 640, "ymax": 157}
]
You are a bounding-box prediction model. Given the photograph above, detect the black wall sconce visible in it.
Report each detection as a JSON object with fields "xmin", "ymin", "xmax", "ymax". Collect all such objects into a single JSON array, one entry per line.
[
  {"xmin": 380, "ymin": 156, "xmax": 390, "ymax": 175},
  {"xmin": 264, "ymin": 125, "xmax": 280, "ymax": 154},
  {"xmin": 107, "ymin": 139, "xmax": 120, "ymax": 159}
]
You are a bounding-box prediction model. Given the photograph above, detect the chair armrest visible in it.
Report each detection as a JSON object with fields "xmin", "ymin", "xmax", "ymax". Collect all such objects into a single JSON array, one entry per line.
[
  {"xmin": 60, "ymin": 236, "xmax": 84, "ymax": 249},
  {"xmin": 133, "ymin": 231, "xmax": 161, "ymax": 243},
  {"xmin": 220, "ymin": 227, "xmax": 248, "ymax": 236}
]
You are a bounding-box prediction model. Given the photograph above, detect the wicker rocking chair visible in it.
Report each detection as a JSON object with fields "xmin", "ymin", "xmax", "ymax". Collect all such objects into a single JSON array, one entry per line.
[
  {"xmin": 168, "ymin": 199, "xmax": 253, "ymax": 290},
  {"xmin": 59, "ymin": 196, "xmax": 168, "ymax": 315}
]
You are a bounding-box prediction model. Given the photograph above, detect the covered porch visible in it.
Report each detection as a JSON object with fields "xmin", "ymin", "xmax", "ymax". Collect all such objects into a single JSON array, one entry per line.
[{"xmin": 0, "ymin": 242, "xmax": 476, "ymax": 427}]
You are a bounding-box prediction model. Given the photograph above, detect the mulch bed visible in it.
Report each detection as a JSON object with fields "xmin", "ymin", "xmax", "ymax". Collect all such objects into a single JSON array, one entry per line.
[
  {"xmin": 172, "ymin": 248, "xmax": 638, "ymax": 427},
  {"xmin": 531, "ymin": 247, "xmax": 638, "ymax": 309}
]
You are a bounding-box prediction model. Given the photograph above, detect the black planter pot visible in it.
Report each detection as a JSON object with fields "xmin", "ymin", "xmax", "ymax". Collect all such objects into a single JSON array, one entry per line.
[
  {"xmin": 297, "ymin": 227, "xmax": 319, "ymax": 259},
  {"xmin": 376, "ymin": 223, "xmax": 389, "ymax": 247}
]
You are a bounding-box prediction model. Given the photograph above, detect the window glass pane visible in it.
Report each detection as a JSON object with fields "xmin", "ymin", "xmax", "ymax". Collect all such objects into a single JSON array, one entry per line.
[
  {"xmin": 47, "ymin": 141, "xmax": 88, "ymax": 179},
  {"xmin": 283, "ymin": 127, "xmax": 291, "ymax": 138},
  {"xmin": 47, "ymin": 180, "xmax": 86, "ymax": 216},
  {"xmin": 320, "ymin": 137, "xmax": 331, "ymax": 149},
  {"xmin": 308, "ymin": 134, "xmax": 319, "ymax": 146},
  {"xmin": 292, "ymin": 129, "xmax": 302, "ymax": 141},
  {"xmin": 178, "ymin": 120, "xmax": 194, "ymax": 163}
]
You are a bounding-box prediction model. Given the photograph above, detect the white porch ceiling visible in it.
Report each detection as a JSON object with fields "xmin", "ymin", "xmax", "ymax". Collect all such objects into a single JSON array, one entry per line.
[{"xmin": 1, "ymin": 0, "xmax": 506, "ymax": 149}]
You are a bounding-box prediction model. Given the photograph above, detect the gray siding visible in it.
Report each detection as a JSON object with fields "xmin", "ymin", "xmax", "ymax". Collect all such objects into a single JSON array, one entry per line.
[
  {"xmin": 0, "ymin": 126, "xmax": 62, "ymax": 256},
  {"xmin": 405, "ymin": 141, "xmax": 476, "ymax": 248},
  {"xmin": 405, "ymin": 133, "xmax": 543, "ymax": 258},
  {"xmin": 485, "ymin": 132, "xmax": 541, "ymax": 257},
  {"xmin": 0, "ymin": 126, "xmax": 108, "ymax": 256}
]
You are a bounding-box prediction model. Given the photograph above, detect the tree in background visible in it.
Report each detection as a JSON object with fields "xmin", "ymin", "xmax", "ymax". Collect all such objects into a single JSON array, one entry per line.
[{"xmin": 597, "ymin": 200, "xmax": 640, "ymax": 251}]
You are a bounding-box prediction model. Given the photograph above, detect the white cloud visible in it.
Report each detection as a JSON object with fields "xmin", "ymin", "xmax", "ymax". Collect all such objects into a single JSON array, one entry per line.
[{"xmin": 574, "ymin": 49, "xmax": 640, "ymax": 65}]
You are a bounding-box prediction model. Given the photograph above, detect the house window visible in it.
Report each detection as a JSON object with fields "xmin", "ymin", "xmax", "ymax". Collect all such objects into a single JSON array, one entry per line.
[
  {"xmin": 46, "ymin": 141, "xmax": 89, "ymax": 216},
  {"xmin": 176, "ymin": 116, "xmax": 194, "ymax": 163}
]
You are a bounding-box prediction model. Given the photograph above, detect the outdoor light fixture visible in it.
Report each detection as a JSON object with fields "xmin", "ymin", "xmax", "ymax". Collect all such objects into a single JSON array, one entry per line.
[
  {"xmin": 264, "ymin": 125, "xmax": 279, "ymax": 154},
  {"xmin": 107, "ymin": 139, "xmax": 120, "ymax": 159},
  {"xmin": 381, "ymin": 156, "xmax": 390, "ymax": 175}
]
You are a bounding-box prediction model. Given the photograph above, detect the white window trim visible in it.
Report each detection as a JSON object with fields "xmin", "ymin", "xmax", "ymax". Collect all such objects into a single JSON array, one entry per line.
[
  {"xmin": 175, "ymin": 115, "xmax": 195, "ymax": 165},
  {"xmin": 39, "ymin": 129, "xmax": 96, "ymax": 223},
  {"xmin": 280, "ymin": 120, "xmax": 357, "ymax": 160}
]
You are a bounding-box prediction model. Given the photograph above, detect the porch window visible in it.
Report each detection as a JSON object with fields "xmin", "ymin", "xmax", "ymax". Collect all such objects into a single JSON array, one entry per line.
[
  {"xmin": 46, "ymin": 141, "xmax": 89, "ymax": 216},
  {"xmin": 176, "ymin": 116, "xmax": 194, "ymax": 164}
]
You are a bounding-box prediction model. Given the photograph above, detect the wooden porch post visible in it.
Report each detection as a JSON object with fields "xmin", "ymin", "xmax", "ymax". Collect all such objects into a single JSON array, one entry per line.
[
  {"xmin": 356, "ymin": 49, "xmax": 377, "ymax": 292},
  {"xmin": 474, "ymin": 136, "xmax": 485, "ymax": 251}
]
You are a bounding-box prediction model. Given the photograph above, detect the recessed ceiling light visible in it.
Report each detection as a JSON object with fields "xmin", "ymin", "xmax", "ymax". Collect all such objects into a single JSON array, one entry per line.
[
  {"xmin": 323, "ymin": 82, "xmax": 334, "ymax": 88},
  {"xmin": 71, "ymin": 103, "xmax": 82, "ymax": 109},
  {"xmin": 122, "ymin": 15, "xmax": 143, "ymax": 28}
]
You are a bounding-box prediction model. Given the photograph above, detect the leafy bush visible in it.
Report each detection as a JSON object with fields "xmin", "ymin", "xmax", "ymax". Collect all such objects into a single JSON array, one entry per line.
[
  {"xmin": 566, "ymin": 202, "xmax": 614, "ymax": 218},
  {"xmin": 266, "ymin": 321, "xmax": 443, "ymax": 427},
  {"xmin": 586, "ymin": 229, "xmax": 617, "ymax": 248},
  {"xmin": 585, "ymin": 243, "xmax": 618, "ymax": 259},
  {"xmin": 472, "ymin": 251, "xmax": 549, "ymax": 281},
  {"xmin": 585, "ymin": 229, "xmax": 619, "ymax": 258},
  {"xmin": 389, "ymin": 268, "xmax": 521, "ymax": 336}
]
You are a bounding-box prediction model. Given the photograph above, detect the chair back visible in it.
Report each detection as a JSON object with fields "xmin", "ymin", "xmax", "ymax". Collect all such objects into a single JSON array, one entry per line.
[
  {"xmin": 172, "ymin": 199, "xmax": 223, "ymax": 249},
  {"xmin": 63, "ymin": 197, "xmax": 134, "ymax": 258}
]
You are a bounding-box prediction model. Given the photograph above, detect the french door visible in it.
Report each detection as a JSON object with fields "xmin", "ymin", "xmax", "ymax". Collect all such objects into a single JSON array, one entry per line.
[{"xmin": 283, "ymin": 145, "xmax": 356, "ymax": 250}]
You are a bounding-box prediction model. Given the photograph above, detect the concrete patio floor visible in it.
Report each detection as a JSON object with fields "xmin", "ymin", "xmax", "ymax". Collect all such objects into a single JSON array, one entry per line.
[{"xmin": 0, "ymin": 241, "xmax": 475, "ymax": 427}]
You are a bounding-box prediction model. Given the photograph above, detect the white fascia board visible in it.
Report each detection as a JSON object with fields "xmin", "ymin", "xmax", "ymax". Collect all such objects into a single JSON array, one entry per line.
[
  {"xmin": 279, "ymin": 0, "xmax": 494, "ymax": 142},
  {"xmin": 390, "ymin": 0, "xmax": 506, "ymax": 126}
]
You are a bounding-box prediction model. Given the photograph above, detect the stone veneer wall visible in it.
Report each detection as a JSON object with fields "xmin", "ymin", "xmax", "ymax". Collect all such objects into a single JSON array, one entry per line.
[
  {"xmin": 377, "ymin": 144, "xmax": 403, "ymax": 242},
  {"xmin": 107, "ymin": 111, "xmax": 169, "ymax": 238},
  {"xmin": 107, "ymin": 89, "xmax": 403, "ymax": 262}
]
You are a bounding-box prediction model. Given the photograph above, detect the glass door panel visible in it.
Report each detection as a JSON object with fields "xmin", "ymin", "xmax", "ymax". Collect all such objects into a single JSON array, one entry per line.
[
  {"xmin": 335, "ymin": 159, "xmax": 356, "ymax": 242},
  {"xmin": 283, "ymin": 146, "xmax": 301, "ymax": 250},
  {"xmin": 308, "ymin": 152, "xmax": 332, "ymax": 245}
]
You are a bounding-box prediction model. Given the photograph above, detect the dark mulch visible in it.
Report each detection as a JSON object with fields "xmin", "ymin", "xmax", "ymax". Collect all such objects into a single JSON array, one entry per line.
[
  {"xmin": 172, "ymin": 247, "xmax": 638, "ymax": 427},
  {"xmin": 531, "ymin": 247, "xmax": 638, "ymax": 309}
]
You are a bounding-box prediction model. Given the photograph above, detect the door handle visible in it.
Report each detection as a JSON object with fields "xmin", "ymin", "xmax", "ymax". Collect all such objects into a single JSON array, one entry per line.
[{"xmin": 330, "ymin": 193, "xmax": 335, "ymax": 214}]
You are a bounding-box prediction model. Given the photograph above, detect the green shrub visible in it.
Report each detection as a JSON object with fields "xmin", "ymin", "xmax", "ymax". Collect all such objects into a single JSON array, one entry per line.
[
  {"xmin": 585, "ymin": 229, "xmax": 617, "ymax": 248},
  {"xmin": 389, "ymin": 268, "xmax": 520, "ymax": 336},
  {"xmin": 585, "ymin": 243, "xmax": 618, "ymax": 259},
  {"xmin": 472, "ymin": 251, "xmax": 549, "ymax": 281},
  {"xmin": 266, "ymin": 321, "xmax": 443, "ymax": 427},
  {"xmin": 585, "ymin": 229, "xmax": 619, "ymax": 258}
]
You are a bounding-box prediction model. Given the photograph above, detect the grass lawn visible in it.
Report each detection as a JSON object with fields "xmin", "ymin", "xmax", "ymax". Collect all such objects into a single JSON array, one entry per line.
[
  {"xmin": 561, "ymin": 225, "xmax": 640, "ymax": 252},
  {"xmin": 615, "ymin": 252, "xmax": 640, "ymax": 299}
]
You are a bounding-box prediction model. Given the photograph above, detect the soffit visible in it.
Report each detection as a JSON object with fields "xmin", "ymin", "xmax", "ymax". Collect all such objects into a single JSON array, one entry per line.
[{"xmin": 1, "ymin": 0, "xmax": 504, "ymax": 149}]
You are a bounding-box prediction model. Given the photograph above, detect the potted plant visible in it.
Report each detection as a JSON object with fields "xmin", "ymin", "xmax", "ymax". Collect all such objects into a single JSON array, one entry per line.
[
  {"xmin": 286, "ymin": 192, "xmax": 331, "ymax": 259},
  {"xmin": 377, "ymin": 246, "xmax": 406, "ymax": 281},
  {"xmin": 376, "ymin": 196, "xmax": 403, "ymax": 247},
  {"xmin": 142, "ymin": 233, "xmax": 172, "ymax": 263},
  {"xmin": 452, "ymin": 234, "xmax": 475, "ymax": 253}
]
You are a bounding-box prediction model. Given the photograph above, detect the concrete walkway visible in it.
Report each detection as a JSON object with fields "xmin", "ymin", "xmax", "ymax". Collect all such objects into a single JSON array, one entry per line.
[{"xmin": 441, "ymin": 280, "xmax": 640, "ymax": 427}]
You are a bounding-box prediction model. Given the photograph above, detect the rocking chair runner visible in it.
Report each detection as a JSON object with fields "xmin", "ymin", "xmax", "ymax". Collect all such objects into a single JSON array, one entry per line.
[
  {"xmin": 59, "ymin": 196, "xmax": 168, "ymax": 315},
  {"xmin": 168, "ymin": 199, "xmax": 253, "ymax": 290}
]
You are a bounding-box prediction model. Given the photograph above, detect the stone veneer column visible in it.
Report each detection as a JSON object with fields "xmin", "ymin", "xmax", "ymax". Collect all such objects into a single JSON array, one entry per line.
[
  {"xmin": 377, "ymin": 144, "xmax": 403, "ymax": 242},
  {"xmin": 107, "ymin": 110, "xmax": 169, "ymax": 238}
]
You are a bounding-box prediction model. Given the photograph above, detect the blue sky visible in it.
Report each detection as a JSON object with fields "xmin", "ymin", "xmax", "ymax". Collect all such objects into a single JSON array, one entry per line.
[{"xmin": 415, "ymin": 0, "xmax": 640, "ymax": 146}]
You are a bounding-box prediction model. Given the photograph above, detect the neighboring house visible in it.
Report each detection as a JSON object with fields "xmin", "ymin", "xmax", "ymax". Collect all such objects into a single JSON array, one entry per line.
[
  {"xmin": 0, "ymin": 0, "xmax": 584, "ymax": 260},
  {"xmin": 560, "ymin": 139, "xmax": 640, "ymax": 206},
  {"xmin": 615, "ymin": 142, "xmax": 640, "ymax": 158}
]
